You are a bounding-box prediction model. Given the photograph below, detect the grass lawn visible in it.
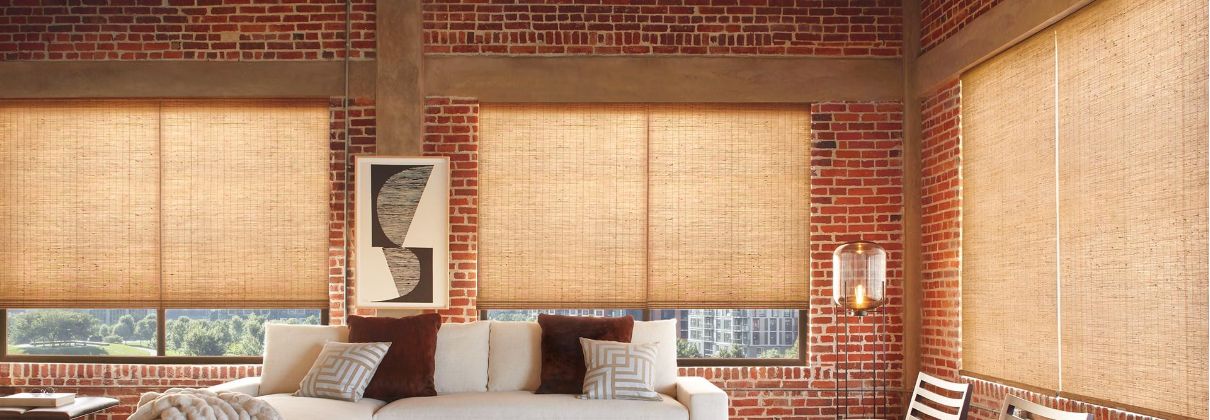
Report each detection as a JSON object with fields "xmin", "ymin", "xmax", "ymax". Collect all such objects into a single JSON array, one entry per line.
[{"xmin": 7, "ymin": 343, "xmax": 154, "ymax": 356}]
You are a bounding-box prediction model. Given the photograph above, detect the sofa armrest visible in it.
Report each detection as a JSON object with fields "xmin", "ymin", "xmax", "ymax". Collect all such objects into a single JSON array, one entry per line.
[
  {"xmin": 206, "ymin": 377, "xmax": 263, "ymax": 396},
  {"xmin": 675, "ymin": 376, "xmax": 728, "ymax": 420}
]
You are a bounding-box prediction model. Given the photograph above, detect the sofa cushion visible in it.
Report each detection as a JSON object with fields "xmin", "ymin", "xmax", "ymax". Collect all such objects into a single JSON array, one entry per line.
[
  {"xmin": 579, "ymin": 338, "xmax": 661, "ymax": 401},
  {"xmin": 631, "ymin": 319, "xmax": 679, "ymax": 396},
  {"xmin": 348, "ymin": 314, "xmax": 441, "ymax": 401},
  {"xmin": 372, "ymin": 391, "xmax": 688, "ymax": 420},
  {"xmin": 536, "ymin": 314, "xmax": 634, "ymax": 394},
  {"xmin": 259, "ymin": 394, "xmax": 385, "ymax": 420},
  {"xmin": 487, "ymin": 321, "xmax": 541, "ymax": 392},
  {"xmin": 261, "ymin": 324, "xmax": 349, "ymax": 395},
  {"xmin": 296, "ymin": 341, "xmax": 392, "ymax": 402},
  {"xmin": 434, "ymin": 320, "xmax": 490, "ymax": 394}
]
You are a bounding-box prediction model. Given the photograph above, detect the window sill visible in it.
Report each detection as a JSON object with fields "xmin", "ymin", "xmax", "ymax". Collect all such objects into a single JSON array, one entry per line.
[
  {"xmin": 0, "ymin": 355, "xmax": 262, "ymax": 365},
  {"xmin": 677, "ymin": 357, "xmax": 806, "ymax": 367}
]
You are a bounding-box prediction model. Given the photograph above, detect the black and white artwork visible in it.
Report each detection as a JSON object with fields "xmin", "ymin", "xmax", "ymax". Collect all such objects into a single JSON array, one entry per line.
[{"xmin": 355, "ymin": 157, "xmax": 449, "ymax": 309}]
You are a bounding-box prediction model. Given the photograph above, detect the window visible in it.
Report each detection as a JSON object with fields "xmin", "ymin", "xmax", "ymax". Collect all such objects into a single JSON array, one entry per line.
[
  {"xmin": 477, "ymin": 104, "xmax": 810, "ymax": 311},
  {"xmin": 164, "ymin": 309, "xmax": 322, "ymax": 357},
  {"xmin": 482, "ymin": 309, "xmax": 643, "ymax": 322},
  {"xmin": 960, "ymin": 0, "xmax": 1206, "ymax": 416},
  {"xmin": 4, "ymin": 309, "xmax": 323, "ymax": 358},
  {"xmin": 483, "ymin": 309, "xmax": 803, "ymax": 364},
  {"xmin": 5, "ymin": 309, "xmax": 157, "ymax": 357},
  {"xmin": 0, "ymin": 99, "xmax": 331, "ymax": 361}
]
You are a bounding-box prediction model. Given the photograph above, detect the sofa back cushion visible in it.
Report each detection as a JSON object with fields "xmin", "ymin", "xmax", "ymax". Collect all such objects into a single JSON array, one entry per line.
[
  {"xmin": 487, "ymin": 321, "xmax": 542, "ymax": 392},
  {"xmin": 535, "ymin": 314, "xmax": 635, "ymax": 394},
  {"xmin": 485, "ymin": 320, "xmax": 680, "ymax": 395},
  {"xmin": 631, "ymin": 319, "xmax": 679, "ymax": 396},
  {"xmin": 435, "ymin": 320, "xmax": 491, "ymax": 394},
  {"xmin": 261, "ymin": 324, "xmax": 349, "ymax": 395},
  {"xmin": 348, "ymin": 314, "xmax": 441, "ymax": 401}
]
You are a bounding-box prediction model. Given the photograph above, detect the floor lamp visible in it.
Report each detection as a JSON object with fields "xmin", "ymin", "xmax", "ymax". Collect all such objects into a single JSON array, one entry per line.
[{"xmin": 832, "ymin": 241, "xmax": 888, "ymax": 419}]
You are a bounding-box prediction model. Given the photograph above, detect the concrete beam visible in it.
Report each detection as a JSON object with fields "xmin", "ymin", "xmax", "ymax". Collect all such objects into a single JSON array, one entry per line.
[
  {"xmin": 0, "ymin": 60, "xmax": 374, "ymax": 99},
  {"xmin": 424, "ymin": 55, "xmax": 904, "ymax": 103}
]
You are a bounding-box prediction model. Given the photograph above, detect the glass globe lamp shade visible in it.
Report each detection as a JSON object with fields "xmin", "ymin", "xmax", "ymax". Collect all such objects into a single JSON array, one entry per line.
[{"xmin": 832, "ymin": 241, "xmax": 887, "ymax": 316}]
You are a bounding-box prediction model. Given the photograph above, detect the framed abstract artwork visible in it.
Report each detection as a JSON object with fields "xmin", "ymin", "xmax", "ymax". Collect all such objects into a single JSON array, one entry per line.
[{"xmin": 354, "ymin": 156, "xmax": 450, "ymax": 309}]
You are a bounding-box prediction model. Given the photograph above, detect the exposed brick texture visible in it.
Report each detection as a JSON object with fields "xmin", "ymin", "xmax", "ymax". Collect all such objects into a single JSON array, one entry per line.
[
  {"xmin": 328, "ymin": 97, "xmax": 377, "ymax": 325},
  {"xmin": 919, "ymin": 0, "xmax": 1003, "ymax": 53},
  {"xmin": 422, "ymin": 97, "xmax": 908, "ymax": 418},
  {"xmin": 422, "ymin": 0, "xmax": 904, "ymax": 57},
  {"xmin": 421, "ymin": 97, "xmax": 480, "ymax": 324},
  {"xmin": 0, "ymin": 0, "xmax": 376, "ymax": 61},
  {"xmin": 918, "ymin": 79, "xmax": 961, "ymax": 381},
  {"xmin": 0, "ymin": 364, "xmax": 259, "ymax": 420},
  {"xmin": 917, "ymin": 81, "xmax": 1159, "ymax": 420}
]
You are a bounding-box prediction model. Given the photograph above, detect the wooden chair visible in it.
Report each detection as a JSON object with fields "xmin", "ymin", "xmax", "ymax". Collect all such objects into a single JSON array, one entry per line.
[
  {"xmin": 998, "ymin": 395, "xmax": 1092, "ymax": 420},
  {"xmin": 906, "ymin": 372, "xmax": 972, "ymax": 420}
]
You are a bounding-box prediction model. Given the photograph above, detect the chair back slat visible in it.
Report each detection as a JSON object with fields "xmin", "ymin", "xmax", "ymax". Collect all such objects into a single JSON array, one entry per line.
[
  {"xmin": 918, "ymin": 372, "xmax": 972, "ymax": 393},
  {"xmin": 997, "ymin": 395, "xmax": 1093, "ymax": 420},
  {"xmin": 915, "ymin": 387, "xmax": 967, "ymax": 408},
  {"xmin": 912, "ymin": 401, "xmax": 964, "ymax": 420},
  {"xmin": 905, "ymin": 373, "xmax": 972, "ymax": 420}
]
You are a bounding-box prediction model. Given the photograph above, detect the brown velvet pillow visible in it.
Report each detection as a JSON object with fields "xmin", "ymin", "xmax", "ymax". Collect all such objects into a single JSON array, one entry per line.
[
  {"xmin": 535, "ymin": 314, "xmax": 634, "ymax": 394},
  {"xmin": 347, "ymin": 313, "xmax": 441, "ymax": 401}
]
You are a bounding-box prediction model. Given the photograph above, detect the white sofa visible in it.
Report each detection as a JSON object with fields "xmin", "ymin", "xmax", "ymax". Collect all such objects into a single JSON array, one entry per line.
[{"xmin": 208, "ymin": 320, "xmax": 728, "ymax": 420}]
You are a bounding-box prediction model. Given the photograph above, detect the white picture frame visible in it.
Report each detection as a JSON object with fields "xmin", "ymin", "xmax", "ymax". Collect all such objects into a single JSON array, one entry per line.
[{"xmin": 354, "ymin": 156, "xmax": 450, "ymax": 309}]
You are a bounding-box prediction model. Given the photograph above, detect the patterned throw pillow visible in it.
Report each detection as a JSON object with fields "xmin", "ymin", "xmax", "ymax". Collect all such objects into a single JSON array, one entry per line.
[
  {"xmin": 578, "ymin": 338, "xmax": 662, "ymax": 401},
  {"xmin": 296, "ymin": 341, "xmax": 391, "ymax": 402}
]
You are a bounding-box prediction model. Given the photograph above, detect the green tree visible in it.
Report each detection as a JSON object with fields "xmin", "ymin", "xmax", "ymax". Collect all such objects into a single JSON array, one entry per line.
[
  {"xmin": 166, "ymin": 317, "xmax": 191, "ymax": 351},
  {"xmin": 783, "ymin": 339, "xmax": 800, "ymax": 358},
  {"xmin": 759, "ymin": 347, "xmax": 787, "ymax": 359},
  {"xmin": 228, "ymin": 316, "xmax": 246, "ymax": 340},
  {"xmin": 113, "ymin": 315, "xmax": 136, "ymax": 340},
  {"xmin": 716, "ymin": 345, "xmax": 745, "ymax": 358},
  {"xmin": 9, "ymin": 310, "xmax": 97, "ymax": 345},
  {"xmin": 134, "ymin": 315, "xmax": 156, "ymax": 341},
  {"xmin": 227, "ymin": 334, "xmax": 263, "ymax": 356},
  {"xmin": 245, "ymin": 315, "xmax": 266, "ymax": 346},
  {"xmin": 94, "ymin": 324, "xmax": 112, "ymax": 338},
  {"xmin": 676, "ymin": 339, "xmax": 701, "ymax": 358},
  {"xmin": 182, "ymin": 322, "xmax": 230, "ymax": 356}
]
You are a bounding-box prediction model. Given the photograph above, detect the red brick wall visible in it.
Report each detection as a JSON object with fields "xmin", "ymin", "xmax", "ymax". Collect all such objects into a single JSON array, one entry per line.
[
  {"xmin": 917, "ymin": 81, "xmax": 1159, "ymax": 420},
  {"xmin": 919, "ymin": 0, "xmax": 1002, "ymax": 53},
  {"xmin": 329, "ymin": 97, "xmax": 378, "ymax": 324},
  {"xmin": 0, "ymin": 0, "xmax": 375, "ymax": 61},
  {"xmin": 423, "ymin": 97, "xmax": 908, "ymax": 419},
  {"xmin": 918, "ymin": 79, "xmax": 961, "ymax": 381},
  {"xmin": 421, "ymin": 97, "xmax": 480, "ymax": 324},
  {"xmin": 422, "ymin": 0, "xmax": 903, "ymax": 57},
  {"xmin": 0, "ymin": 364, "xmax": 260, "ymax": 419}
]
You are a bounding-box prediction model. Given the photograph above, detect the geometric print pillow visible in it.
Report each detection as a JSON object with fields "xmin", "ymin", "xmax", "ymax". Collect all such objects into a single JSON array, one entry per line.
[
  {"xmin": 578, "ymin": 338, "xmax": 662, "ymax": 401},
  {"xmin": 296, "ymin": 341, "xmax": 391, "ymax": 402}
]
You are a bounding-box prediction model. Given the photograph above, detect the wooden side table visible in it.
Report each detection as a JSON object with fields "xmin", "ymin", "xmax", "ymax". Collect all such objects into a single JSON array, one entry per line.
[{"xmin": 0, "ymin": 397, "xmax": 119, "ymax": 420}]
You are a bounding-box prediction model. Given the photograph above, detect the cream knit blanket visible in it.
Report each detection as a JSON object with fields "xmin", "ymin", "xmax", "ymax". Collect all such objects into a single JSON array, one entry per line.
[{"xmin": 130, "ymin": 388, "xmax": 283, "ymax": 420}]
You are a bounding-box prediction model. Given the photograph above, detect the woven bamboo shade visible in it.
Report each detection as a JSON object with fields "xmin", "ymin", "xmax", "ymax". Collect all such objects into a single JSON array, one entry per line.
[
  {"xmin": 0, "ymin": 100, "xmax": 329, "ymax": 309},
  {"xmin": 159, "ymin": 100, "xmax": 330, "ymax": 308},
  {"xmin": 646, "ymin": 105, "xmax": 810, "ymax": 308},
  {"xmin": 960, "ymin": 31, "xmax": 1060, "ymax": 391},
  {"xmin": 477, "ymin": 104, "xmax": 649, "ymax": 309},
  {"xmin": 0, "ymin": 101, "xmax": 161, "ymax": 308},
  {"xmin": 477, "ymin": 104, "xmax": 810, "ymax": 309},
  {"xmin": 1055, "ymin": 0, "xmax": 1208, "ymax": 416}
]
